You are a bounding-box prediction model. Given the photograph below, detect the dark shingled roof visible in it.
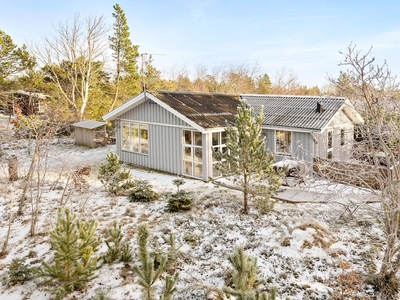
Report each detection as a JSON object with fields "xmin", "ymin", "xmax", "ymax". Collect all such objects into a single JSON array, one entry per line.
[
  {"xmin": 242, "ymin": 94, "xmax": 348, "ymax": 131},
  {"xmin": 153, "ymin": 91, "xmax": 241, "ymax": 129}
]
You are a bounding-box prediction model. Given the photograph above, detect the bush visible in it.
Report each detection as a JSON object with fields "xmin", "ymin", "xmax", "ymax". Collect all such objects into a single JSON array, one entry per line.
[
  {"xmin": 98, "ymin": 152, "xmax": 130, "ymax": 195},
  {"xmin": 8, "ymin": 258, "xmax": 33, "ymax": 284},
  {"xmin": 127, "ymin": 180, "xmax": 158, "ymax": 202},
  {"xmin": 166, "ymin": 191, "xmax": 193, "ymax": 212}
]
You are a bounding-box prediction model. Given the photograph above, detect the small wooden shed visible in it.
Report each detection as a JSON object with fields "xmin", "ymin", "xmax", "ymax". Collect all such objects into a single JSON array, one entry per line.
[{"xmin": 71, "ymin": 120, "xmax": 107, "ymax": 148}]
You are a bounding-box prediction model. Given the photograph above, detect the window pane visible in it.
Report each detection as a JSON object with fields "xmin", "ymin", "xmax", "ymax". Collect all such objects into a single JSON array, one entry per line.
[
  {"xmin": 122, "ymin": 124, "xmax": 130, "ymax": 151},
  {"xmin": 276, "ymin": 130, "xmax": 291, "ymax": 153},
  {"xmin": 184, "ymin": 147, "xmax": 192, "ymax": 159},
  {"xmin": 221, "ymin": 131, "xmax": 227, "ymax": 144},
  {"xmin": 328, "ymin": 131, "xmax": 333, "ymax": 149},
  {"xmin": 140, "ymin": 124, "xmax": 148, "ymax": 154},
  {"xmin": 212, "ymin": 147, "xmax": 219, "ymax": 162},
  {"xmin": 194, "ymin": 148, "xmax": 202, "ymax": 162},
  {"xmin": 212, "ymin": 132, "xmax": 219, "ymax": 146},
  {"xmin": 131, "ymin": 124, "xmax": 139, "ymax": 152},
  {"xmin": 212, "ymin": 163, "xmax": 220, "ymax": 177},
  {"xmin": 340, "ymin": 129, "xmax": 345, "ymax": 146},
  {"xmin": 194, "ymin": 163, "xmax": 202, "ymax": 178},
  {"xmin": 183, "ymin": 130, "xmax": 192, "ymax": 145},
  {"xmin": 184, "ymin": 161, "xmax": 192, "ymax": 175},
  {"xmin": 194, "ymin": 131, "xmax": 202, "ymax": 146}
]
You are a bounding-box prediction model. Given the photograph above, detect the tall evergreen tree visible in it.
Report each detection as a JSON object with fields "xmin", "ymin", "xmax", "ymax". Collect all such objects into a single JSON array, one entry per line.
[
  {"xmin": 109, "ymin": 4, "xmax": 140, "ymax": 111},
  {"xmin": 213, "ymin": 100, "xmax": 282, "ymax": 214},
  {"xmin": 0, "ymin": 29, "xmax": 36, "ymax": 87},
  {"xmin": 35, "ymin": 207, "xmax": 100, "ymax": 300}
]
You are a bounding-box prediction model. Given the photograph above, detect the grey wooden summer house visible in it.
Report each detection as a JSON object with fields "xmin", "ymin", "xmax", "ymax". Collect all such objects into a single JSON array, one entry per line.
[{"xmin": 102, "ymin": 91, "xmax": 363, "ymax": 180}]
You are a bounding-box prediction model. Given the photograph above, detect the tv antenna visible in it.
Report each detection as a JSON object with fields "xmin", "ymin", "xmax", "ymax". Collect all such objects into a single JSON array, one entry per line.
[{"xmin": 140, "ymin": 53, "xmax": 165, "ymax": 95}]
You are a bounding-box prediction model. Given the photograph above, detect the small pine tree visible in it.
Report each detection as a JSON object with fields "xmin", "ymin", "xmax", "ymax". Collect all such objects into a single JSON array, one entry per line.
[
  {"xmin": 127, "ymin": 180, "xmax": 158, "ymax": 202},
  {"xmin": 166, "ymin": 191, "xmax": 193, "ymax": 212},
  {"xmin": 160, "ymin": 272, "xmax": 179, "ymax": 300},
  {"xmin": 133, "ymin": 223, "xmax": 167, "ymax": 300},
  {"xmin": 98, "ymin": 152, "xmax": 130, "ymax": 195},
  {"xmin": 103, "ymin": 221, "xmax": 123, "ymax": 263},
  {"xmin": 8, "ymin": 258, "xmax": 33, "ymax": 284},
  {"xmin": 213, "ymin": 100, "xmax": 282, "ymax": 214},
  {"xmin": 103, "ymin": 221, "xmax": 132, "ymax": 264},
  {"xmin": 223, "ymin": 247, "xmax": 276, "ymax": 300},
  {"xmin": 35, "ymin": 207, "xmax": 100, "ymax": 300}
]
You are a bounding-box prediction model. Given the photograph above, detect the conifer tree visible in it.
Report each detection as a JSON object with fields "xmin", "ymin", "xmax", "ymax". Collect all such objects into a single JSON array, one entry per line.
[
  {"xmin": 98, "ymin": 152, "xmax": 130, "ymax": 195},
  {"xmin": 213, "ymin": 100, "xmax": 282, "ymax": 214},
  {"xmin": 223, "ymin": 247, "xmax": 276, "ymax": 300},
  {"xmin": 35, "ymin": 207, "xmax": 100, "ymax": 300},
  {"xmin": 109, "ymin": 3, "xmax": 140, "ymax": 111},
  {"xmin": 103, "ymin": 221, "xmax": 132, "ymax": 264},
  {"xmin": 133, "ymin": 223, "xmax": 167, "ymax": 300}
]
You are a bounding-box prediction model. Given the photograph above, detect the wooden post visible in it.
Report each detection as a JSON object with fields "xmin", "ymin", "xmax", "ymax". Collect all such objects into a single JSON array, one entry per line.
[{"xmin": 8, "ymin": 155, "xmax": 18, "ymax": 182}]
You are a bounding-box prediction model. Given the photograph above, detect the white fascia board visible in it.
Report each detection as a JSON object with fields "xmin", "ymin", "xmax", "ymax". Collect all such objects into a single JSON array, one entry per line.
[
  {"xmin": 203, "ymin": 127, "xmax": 228, "ymax": 133},
  {"xmin": 343, "ymin": 99, "xmax": 364, "ymax": 124},
  {"xmin": 145, "ymin": 93, "xmax": 205, "ymax": 133},
  {"xmin": 102, "ymin": 92, "xmax": 146, "ymax": 121},
  {"xmin": 261, "ymin": 126, "xmax": 318, "ymax": 133},
  {"xmin": 319, "ymin": 100, "xmax": 363, "ymax": 132}
]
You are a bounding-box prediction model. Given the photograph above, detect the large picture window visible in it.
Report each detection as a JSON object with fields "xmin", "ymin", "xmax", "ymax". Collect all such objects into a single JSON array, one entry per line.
[
  {"xmin": 276, "ymin": 130, "xmax": 291, "ymax": 154},
  {"xmin": 183, "ymin": 130, "xmax": 202, "ymax": 178},
  {"xmin": 122, "ymin": 122, "xmax": 148, "ymax": 154}
]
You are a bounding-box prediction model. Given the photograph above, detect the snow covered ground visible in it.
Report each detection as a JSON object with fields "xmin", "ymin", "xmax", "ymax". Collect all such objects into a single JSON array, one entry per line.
[{"xmin": 0, "ymin": 133, "xmax": 390, "ymax": 299}]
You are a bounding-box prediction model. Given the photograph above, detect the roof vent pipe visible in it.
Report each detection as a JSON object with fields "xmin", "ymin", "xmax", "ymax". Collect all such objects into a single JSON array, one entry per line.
[{"xmin": 316, "ymin": 102, "xmax": 324, "ymax": 113}]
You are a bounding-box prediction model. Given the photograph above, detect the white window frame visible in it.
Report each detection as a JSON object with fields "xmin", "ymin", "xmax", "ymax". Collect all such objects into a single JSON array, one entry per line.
[
  {"xmin": 276, "ymin": 130, "xmax": 292, "ymax": 155},
  {"xmin": 183, "ymin": 130, "xmax": 203, "ymax": 178},
  {"xmin": 211, "ymin": 131, "xmax": 228, "ymax": 178},
  {"xmin": 121, "ymin": 122, "xmax": 149, "ymax": 154}
]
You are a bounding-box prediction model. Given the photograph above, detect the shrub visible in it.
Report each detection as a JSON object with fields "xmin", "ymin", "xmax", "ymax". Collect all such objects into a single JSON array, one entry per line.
[
  {"xmin": 8, "ymin": 258, "xmax": 33, "ymax": 284},
  {"xmin": 166, "ymin": 191, "xmax": 193, "ymax": 212},
  {"xmin": 127, "ymin": 180, "xmax": 158, "ymax": 202},
  {"xmin": 98, "ymin": 152, "xmax": 130, "ymax": 195}
]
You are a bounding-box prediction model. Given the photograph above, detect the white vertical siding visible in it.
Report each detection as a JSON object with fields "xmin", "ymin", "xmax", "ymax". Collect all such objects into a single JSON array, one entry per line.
[{"xmin": 115, "ymin": 101, "xmax": 191, "ymax": 176}]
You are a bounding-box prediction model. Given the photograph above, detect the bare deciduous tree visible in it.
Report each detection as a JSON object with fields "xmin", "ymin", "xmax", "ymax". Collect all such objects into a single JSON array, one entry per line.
[
  {"xmin": 33, "ymin": 14, "xmax": 109, "ymax": 120},
  {"xmin": 330, "ymin": 44, "xmax": 400, "ymax": 297}
]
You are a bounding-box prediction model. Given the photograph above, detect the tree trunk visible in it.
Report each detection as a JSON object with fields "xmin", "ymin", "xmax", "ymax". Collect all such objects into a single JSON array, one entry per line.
[
  {"xmin": 18, "ymin": 141, "xmax": 39, "ymax": 215},
  {"xmin": 243, "ymin": 173, "xmax": 249, "ymax": 214},
  {"xmin": 8, "ymin": 155, "xmax": 18, "ymax": 182}
]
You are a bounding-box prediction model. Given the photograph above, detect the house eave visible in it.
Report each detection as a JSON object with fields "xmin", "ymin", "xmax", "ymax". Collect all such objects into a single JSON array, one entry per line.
[{"xmin": 102, "ymin": 91, "xmax": 206, "ymax": 133}]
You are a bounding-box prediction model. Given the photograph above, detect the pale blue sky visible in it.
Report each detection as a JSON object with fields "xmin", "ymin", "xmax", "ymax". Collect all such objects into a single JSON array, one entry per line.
[{"xmin": 1, "ymin": 0, "xmax": 400, "ymax": 87}]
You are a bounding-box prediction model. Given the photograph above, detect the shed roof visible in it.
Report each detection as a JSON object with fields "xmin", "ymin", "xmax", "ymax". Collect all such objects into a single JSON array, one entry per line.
[
  {"xmin": 153, "ymin": 91, "xmax": 241, "ymax": 129},
  {"xmin": 71, "ymin": 120, "xmax": 106, "ymax": 130},
  {"xmin": 241, "ymin": 94, "xmax": 363, "ymax": 131}
]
